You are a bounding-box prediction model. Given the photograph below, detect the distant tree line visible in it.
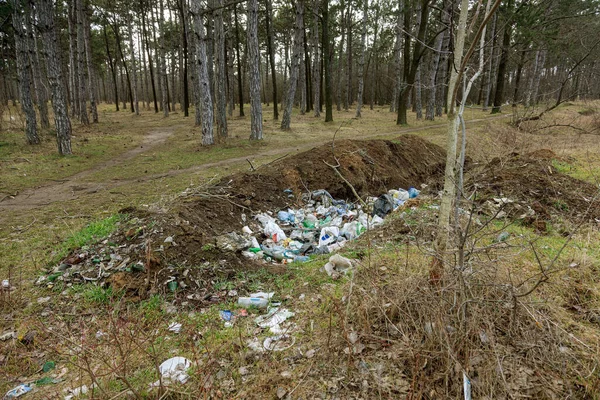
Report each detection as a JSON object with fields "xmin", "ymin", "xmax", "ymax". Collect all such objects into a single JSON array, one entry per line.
[{"xmin": 1, "ymin": 0, "xmax": 599, "ymax": 153}]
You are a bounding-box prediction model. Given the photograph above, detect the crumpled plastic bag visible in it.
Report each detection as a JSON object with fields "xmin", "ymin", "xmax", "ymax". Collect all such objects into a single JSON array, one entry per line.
[
  {"xmin": 323, "ymin": 254, "xmax": 354, "ymax": 278},
  {"xmin": 150, "ymin": 357, "xmax": 192, "ymax": 387}
]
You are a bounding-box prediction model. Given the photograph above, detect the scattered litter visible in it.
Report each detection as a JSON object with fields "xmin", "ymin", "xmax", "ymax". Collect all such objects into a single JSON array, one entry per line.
[
  {"xmin": 255, "ymin": 308, "xmax": 295, "ymax": 329},
  {"xmin": 4, "ymin": 384, "xmax": 31, "ymax": 399},
  {"xmin": 495, "ymin": 231, "xmax": 510, "ymax": 243},
  {"xmin": 150, "ymin": 357, "xmax": 191, "ymax": 387},
  {"xmin": 323, "ymin": 254, "xmax": 355, "ymax": 278},
  {"xmin": 0, "ymin": 331, "xmax": 16, "ymax": 341},
  {"xmin": 34, "ymin": 377, "xmax": 61, "ymax": 386},
  {"xmin": 263, "ymin": 334, "xmax": 295, "ymax": 352},
  {"xmin": 238, "ymin": 292, "xmax": 274, "ymax": 308},
  {"xmin": 64, "ymin": 384, "xmax": 91, "ymax": 399},
  {"xmin": 2, "ymin": 279, "xmax": 10, "ymax": 289},
  {"xmin": 42, "ymin": 361, "xmax": 56, "ymax": 373},
  {"xmin": 168, "ymin": 322, "xmax": 182, "ymax": 333},
  {"xmin": 276, "ymin": 386, "xmax": 287, "ymax": 399},
  {"xmin": 37, "ymin": 297, "xmax": 51, "ymax": 304}
]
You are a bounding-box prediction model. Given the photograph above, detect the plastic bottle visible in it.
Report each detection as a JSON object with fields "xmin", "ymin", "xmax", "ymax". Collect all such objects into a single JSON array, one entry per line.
[{"xmin": 237, "ymin": 297, "xmax": 269, "ymax": 308}]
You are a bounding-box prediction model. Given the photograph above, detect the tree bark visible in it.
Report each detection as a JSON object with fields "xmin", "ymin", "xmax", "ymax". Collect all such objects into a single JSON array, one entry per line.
[
  {"xmin": 82, "ymin": 1, "xmax": 98, "ymax": 122},
  {"xmin": 25, "ymin": 10, "xmax": 50, "ymax": 129},
  {"xmin": 390, "ymin": 0, "xmax": 403, "ymax": 113},
  {"xmin": 322, "ymin": 0, "xmax": 333, "ymax": 122},
  {"xmin": 214, "ymin": 0, "xmax": 228, "ymax": 138},
  {"xmin": 141, "ymin": 2, "xmax": 158, "ymax": 113},
  {"xmin": 491, "ymin": 0, "xmax": 513, "ymax": 114},
  {"xmin": 336, "ymin": 0, "xmax": 345, "ymax": 112},
  {"xmin": 247, "ymin": 0, "xmax": 263, "ymax": 140},
  {"xmin": 281, "ymin": 0, "xmax": 304, "ymax": 130},
  {"xmin": 36, "ymin": 0, "xmax": 72, "ymax": 155},
  {"xmin": 233, "ymin": 5, "xmax": 244, "ymax": 116},
  {"xmin": 355, "ymin": 0, "xmax": 367, "ymax": 118},
  {"xmin": 191, "ymin": 0, "xmax": 214, "ymax": 144},
  {"xmin": 265, "ymin": 0, "xmax": 278, "ymax": 119},
  {"xmin": 177, "ymin": 0, "xmax": 189, "ymax": 116},
  {"xmin": 103, "ymin": 21, "xmax": 119, "ymax": 111},
  {"xmin": 12, "ymin": 0, "xmax": 39, "ymax": 144},
  {"xmin": 128, "ymin": 18, "xmax": 139, "ymax": 115},
  {"xmin": 311, "ymin": 0, "xmax": 320, "ymax": 117},
  {"xmin": 67, "ymin": 0, "xmax": 79, "ymax": 117},
  {"xmin": 76, "ymin": 0, "xmax": 89, "ymax": 124},
  {"xmin": 158, "ymin": 0, "xmax": 169, "ymax": 117},
  {"xmin": 345, "ymin": 4, "xmax": 352, "ymax": 110}
]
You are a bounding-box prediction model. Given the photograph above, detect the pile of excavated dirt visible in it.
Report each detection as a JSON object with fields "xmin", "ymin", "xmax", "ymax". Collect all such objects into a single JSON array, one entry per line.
[
  {"xmin": 44, "ymin": 135, "xmax": 447, "ymax": 300},
  {"xmin": 468, "ymin": 149, "xmax": 600, "ymax": 231}
]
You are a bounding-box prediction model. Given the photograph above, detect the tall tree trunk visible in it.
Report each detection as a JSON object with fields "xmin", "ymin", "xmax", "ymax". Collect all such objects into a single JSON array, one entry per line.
[
  {"xmin": 82, "ymin": 1, "xmax": 98, "ymax": 122},
  {"xmin": 390, "ymin": 0, "xmax": 403, "ymax": 113},
  {"xmin": 369, "ymin": 1, "xmax": 379, "ymax": 111},
  {"xmin": 300, "ymin": 48, "xmax": 306, "ymax": 115},
  {"xmin": 187, "ymin": 10, "xmax": 201, "ymax": 125},
  {"xmin": 234, "ymin": 5, "xmax": 244, "ymax": 116},
  {"xmin": 247, "ymin": 0, "xmax": 263, "ymax": 140},
  {"xmin": 512, "ymin": 48, "xmax": 526, "ymax": 107},
  {"xmin": 191, "ymin": 0, "xmax": 214, "ymax": 144},
  {"xmin": 112, "ymin": 21, "xmax": 134, "ymax": 113},
  {"xmin": 355, "ymin": 0, "xmax": 367, "ymax": 117},
  {"xmin": 25, "ymin": 10, "xmax": 50, "ymax": 129},
  {"xmin": 36, "ymin": 0, "xmax": 72, "ymax": 155},
  {"xmin": 141, "ymin": 3, "xmax": 158, "ymax": 113},
  {"xmin": 128, "ymin": 19, "xmax": 139, "ymax": 115},
  {"xmin": 426, "ymin": 31, "xmax": 444, "ymax": 120},
  {"xmin": 67, "ymin": 0, "xmax": 79, "ymax": 117},
  {"xmin": 226, "ymin": 9, "xmax": 235, "ymax": 116},
  {"xmin": 491, "ymin": 0, "xmax": 513, "ymax": 114},
  {"xmin": 322, "ymin": 0, "xmax": 333, "ymax": 122},
  {"xmin": 281, "ymin": 0, "xmax": 304, "ymax": 130},
  {"xmin": 311, "ymin": 0, "xmax": 320, "ymax": 117},
  {"xmin": 177, "ymin": 0, "xmax": 189, "ymax": 116},
  {"xmin": 336, "ymin": 0, "xmax": 345, "ymax": 112},
  {"xmin": 76, "ymin": 0, "xmax": 89, "ymax": 124},
  {"xmin": 345, "ymin": 4, "xmax": 352, "ymax": 110},
  {"xmin": 303, "ymin": 29, "xmax": 312, "ymax": 112},
  {"xmin": 103, "ymin": 22, "xmax": 119, "ymax": 111},
  {"xmin": 265, "ymin": 0, "xmax": 278, "ymax": 119},
  {"xmin": 158, "ymin": 0, "xmax": 169, "ymax": 116},
  {"xmin": 396, "ymin": 0, "xmax": 430, "ymax": 125},
  {"xmin": 12, "ymin": 0, "xmax": 39, "ymax": 144},
  {"xmin": 214, "ymin": 0, "xmax": 228, "ymax": 138},
  {"xmin": 530, "ymin": 50, "xmax": 546, "ymax": 107},
  {"xmin": 483, "ymin": 13, "xmax": 497, "ymax": 111}
]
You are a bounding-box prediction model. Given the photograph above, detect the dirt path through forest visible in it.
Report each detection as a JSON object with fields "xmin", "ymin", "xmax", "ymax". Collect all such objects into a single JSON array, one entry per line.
[
  {"xmin": 0, "ymin": 126, "xmax": 177, "ymax": 210},
  {"xmin": 0, "ymin": 115, "xmax": 508, "ymax": 212}
]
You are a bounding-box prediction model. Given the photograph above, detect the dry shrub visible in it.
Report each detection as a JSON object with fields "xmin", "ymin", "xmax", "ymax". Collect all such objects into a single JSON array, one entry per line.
[{"xmin": 339, "ymin": 207, "xmax": 600, "ymax": 399}]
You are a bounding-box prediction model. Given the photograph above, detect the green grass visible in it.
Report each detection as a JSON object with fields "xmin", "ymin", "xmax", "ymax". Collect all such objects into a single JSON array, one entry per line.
[{"xmin": 55, "ymin": 214, "xmax": 125, "ymax": 262}]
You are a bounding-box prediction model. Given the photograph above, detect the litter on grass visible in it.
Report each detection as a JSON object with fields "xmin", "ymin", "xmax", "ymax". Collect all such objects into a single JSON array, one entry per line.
[{"xmin": 150, "ymin": 357, "xmax": 192, "ymax": 388}]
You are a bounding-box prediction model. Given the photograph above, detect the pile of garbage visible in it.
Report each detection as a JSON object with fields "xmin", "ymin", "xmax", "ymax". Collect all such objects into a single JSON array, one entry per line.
[{"xmin": 216, "ymin": 187, "xmax": 420, "ymax": 265}]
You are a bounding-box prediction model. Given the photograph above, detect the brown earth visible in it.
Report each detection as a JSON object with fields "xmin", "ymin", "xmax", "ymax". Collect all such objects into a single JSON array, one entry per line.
[{"xmin": 468, "ymin": 149, "xmax": 600, "ymax": 231}]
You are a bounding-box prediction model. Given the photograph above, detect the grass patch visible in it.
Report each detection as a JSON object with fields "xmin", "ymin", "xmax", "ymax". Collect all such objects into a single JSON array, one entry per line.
[{"xmin": 54, "ymin": 214, "xmax": 126, "ymax": 262}]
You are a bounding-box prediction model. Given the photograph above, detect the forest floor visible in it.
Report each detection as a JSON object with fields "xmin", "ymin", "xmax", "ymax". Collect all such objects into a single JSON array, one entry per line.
[{"xmin": 1, "ymin": 101, "xmax": 600, "ymax": 399}]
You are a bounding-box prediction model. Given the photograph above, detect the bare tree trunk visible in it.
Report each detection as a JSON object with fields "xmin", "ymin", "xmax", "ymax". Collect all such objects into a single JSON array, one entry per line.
[
  {"xmin": 281, "ymin": 0, "xmax": 304, "ymax": 130},
  {"xmin": 355, "ymin": 0, "xmax": 367, "ymax": 118},
  {"xmin": 76, "ymin": 0, "xmax": 89, "ymax": 124},
  {"xmin": 234, "ymin": 5, "xmax": 244, "ymax": 116},
  {"xmin": 12, "ymin": 0, "xmax": 39, "ymax": 144},
  {"xmin": 226, "ymin": 8, "xmax": 235, "ymax": 116},
  {"xmin": 530, "ymin": 50, "xmax": 546, "ymax": 107},
  {"xmin": 322, "ymin": 0, "xmax": 333, "ymax": 122},
  {"xmin": 426, "ymin": 2, "xmax": 449, "ymax": 120},
  {"xmin": 491, "ymin": 0, "xmax": 513, "ymax": 114},
  {"xmin": 483, "ymin": 13, "xmax": 497, "ymax": 111},
  {"xmin": 36, "ymin": 0, "xmax": 72, "ymax": 155},
  {"xmin": 311, "ymin": 0, "xmax": 320, "ymax": 117},
  {"xmin": 141, "ymin": 3, "xmax": 158, "ymax": 113},
  {"xmin": 390, "ymin": 0, "xmax": 403, "ymax": 113},
  {"xmin": 26, "ymin": 11, "xmax": 50, "ymax": 129},
  {"xmin": 128, "ymin": 19, "xmax": 139, "ymax": 115},
  {"xmin": 300, "ymin": 48, "xmax": 306, "ymax": 115},
  {"xmin": 214, "ymin": 0, "xmax": 228, "ymax": 138},
  {"xmin": 82, "ymin": 1, "xmax": 98, "ymax": 122},
  {"xmin": 138, "ymin": 31, "xmax": 147, "ymax": 110},
  {"xmin": 187, "ymin": 13, "xmax": 201, "ymax": 125},
  {"xmin": 67, "ymin": 0, "xmax": 79, "ymax": 118},
  {"xmin": 369, "ymin": 0, "xmax": 380, "ymax": 111},
  {"xmin": 345, "ymin": 4, "xmax": 352, "ymax": 110},
  {"xmin": 103, "ymin": 21, "xmax": 119, "ymax": 111},
  {"xmin": 191, "ymin": 0, "xmax": 214, "ymax": 144},
  {"xmin": 247, "ymin": 0, "xmax": 263, "ymax": 140},
  {"xmin": 336, "ymin": 0, "xmax": 345, "ymax": 112},
  {"xmin": 265, "ymin": 0, "xmax": 278, "ymax": 119},
  {"xmin": 158, "ymin": 0, "xmax": 169, "ymax": 117}
]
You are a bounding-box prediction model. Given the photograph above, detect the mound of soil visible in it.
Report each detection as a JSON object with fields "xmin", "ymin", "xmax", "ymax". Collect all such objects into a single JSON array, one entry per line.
[
  {"xmin": 47, "ymin": 135, "xmax": 447, "ymax": 300},
  {"xmin": 469, "ymin": 150, "xmax": 600, "ymax": 228}
]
